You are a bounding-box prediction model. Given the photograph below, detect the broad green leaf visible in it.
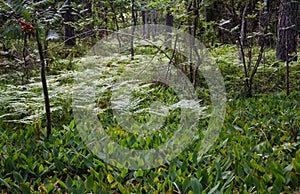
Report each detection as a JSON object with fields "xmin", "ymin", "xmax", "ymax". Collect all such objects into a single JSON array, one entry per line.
[
  {"xmin": 0, "ymin": 178, "xmax": 11, "ymax": 189},
  {"xmin": 12, "ymin": 171, "xmax": 23, "ymax": 184},
  {"xmin": 190, "ymin": 177, "xmax": 203, "ymax": 194},
  {"xmin": 135, "ymin": 169, "xmax": 144, "ymax": 178},
  {"xmin": 250, "ymin": 159, "xmax": 265, "ymax": 173},
  {"xmin": 66, "ymin": 176, "xmax": 73, "ymax": 190},
  {"xmin": 85, "ymin": 174, "xmax": 94, "ymax": 190},
  {"xmin": 272, "ymin": 178, "xmax": 282, "ymax": 194},
  {"xmin": 118, "ymin": 183, "xmax": 126, "ymax": 193},
  {"xmin": 107, "ymin": 173, "xmax": 114, "ymax": 183},
  {"xmin": 69, "ymin": 119, "xmax": 75, "ymax": 129},
  {"xmin": 57, "ymin": 178, "xmax": 67, "ymax": 189},
  {"xmin": 20, "ymin": 183, "xmax": 31, "ymax": 194}
]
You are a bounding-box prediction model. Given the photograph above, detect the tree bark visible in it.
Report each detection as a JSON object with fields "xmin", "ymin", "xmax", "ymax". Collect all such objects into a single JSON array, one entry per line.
[
  {"xmin": 151, "ymin": 10, "xmax": 157, "ymax": 40},
  {"xmin": 36, "ymin": 29, "xmax": 51, "ymax": 139},
  {"xmin": 258, "ymin": 0, "xmax": 269, "ymax": 46},
  {"xmin": 63, "ymin": 0, "xmax": 76, "ymax": 47},
  {"xmin": 192, "ymin": 0, "xmax": 200, "ymax": 87},
  {"xmin": 165, "ymin": 6, "xmax": 173, "ymax": 48},
  {"xmin": 276, "ymin": 0, "xmax": 298, "ymax": 61},
  {"xmin": 83, "ymin": 0, "xmax": 93, "ymax": 38},
  {"xmin": 130, "ymin": 0, "xmax": 137, "ymax": 60},
  {"xmin": 142, "ymin": 3, "xmax": 149, "ymax": 38}
]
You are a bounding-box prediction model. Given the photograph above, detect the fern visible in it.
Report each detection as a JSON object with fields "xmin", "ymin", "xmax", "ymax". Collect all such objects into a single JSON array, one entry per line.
[{"xmin": 0, "ymin": 72, "xmax": 74, "ymax": 125}]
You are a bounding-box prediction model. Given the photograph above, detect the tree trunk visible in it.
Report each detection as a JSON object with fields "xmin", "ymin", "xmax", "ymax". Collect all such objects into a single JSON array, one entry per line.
[
  {"xmin": 110, "ymin": 3, "xmax": 121, "ymax": 47},
  {"xmin": 142, "ymin": 3, "xmax": 147, "ymax": 38},
  {"xmin": 130, "ymin": 0, "xmax": 137, "ymax": 60},
  {"xmin": 63, "ymin": 0, "xmax": 76, "ymax": 47},
  {"xmin": 83, "ymin": 0, "xmax": 93, "ymax": 37},
  {"xmin": 202, "ymin": 0, "xmax": 207, "ymax": 22},
  {"xmin": 258, "ymin": 0, "xmax": 269, "ymax": 46},
  {"xmin": 151, "ymin": 10, "xmax": 157, "ymax": 40},
  {"xmin": 165, "ymin": 6, "xmax": 173, "ymax": 48},
  {"xmin": 276, "ymin": 0, "xmax": 298, "ymax": 61},
  {"xmin": 36, "ymin": 29, "xmax": 51, "ymax": 139},
  {"xmin": 192, "ymin": 0, "xmax": 200, "ymax": 87}
]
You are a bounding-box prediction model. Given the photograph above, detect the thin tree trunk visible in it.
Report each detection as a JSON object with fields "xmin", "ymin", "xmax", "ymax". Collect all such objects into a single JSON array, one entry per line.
[
  {"xmin": 151, "ymin": 10, "xmax": 157, "ymax": 40},
  {"xmin": 238, "ymin": 3, "xmax": 248, "ymax": 61},
  {"xmin": 36, "ymin": 29, "xmax": 51, "ymax": 139},
  {"xmin": 186, "ymin": 1, "xmax": 193, "ymax": 82},
  {"xmin": 131, "ymin": 0, "xmax": 137, "ymax": 60},
  {"xmin": 237, "ymin": 3, "xmax": 252, "ymax": 96},
  {"xmin": 142, "ymin": 3, "xmax": 146, "ymax": 38},
  {"xmin": 192, "ymin": 0, "xmax": 200, "ymax": 87},
  {"xmin": 22, "ymin": 34, "xmax": 28, "ymax": 84},
  {"xmin": 110, "ymin": 3, "xmax": 121, "ymax": 47},
  {"xmin": 258, "ymin": 0, "xmax": 268, "ymax": 46},
  {"xmin": 166, "ymin": 6, "xmax": 173, "ymax": 48},
  {"xmin": 144, "ymin": 11, "xmax": 149, "ymax": 38}
]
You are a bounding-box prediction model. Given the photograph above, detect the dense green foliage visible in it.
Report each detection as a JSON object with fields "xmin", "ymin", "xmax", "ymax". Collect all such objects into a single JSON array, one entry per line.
[
  {"xmin": 0, "ymin": 92, "xmax": 299, "ymax": 193},
  {"xmin": 1, "ymin": 44, "xmax": 299, "ymax": 193},
  {"xmin": 0, "ymin": 0, "xmax": 299, "ymax": 193}
]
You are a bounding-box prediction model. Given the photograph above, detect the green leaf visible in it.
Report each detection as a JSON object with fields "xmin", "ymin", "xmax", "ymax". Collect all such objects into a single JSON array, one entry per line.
[
  {"xmin": 20, "ymin": 183, "xmax": 31, "ymax": 194},
  {"xmin": 168, "ymin": 169, "xmax": 178, "ymax": 181},
  {"xmin": 291, "ymin": 172, "xmax": 299, "ymax": 188},
  {"xmin": 250, "ymin": 159, "xmax": 265, "ymax": 173},
  {"xmin": 13, "ymin": 171, "xmax": 24, "ymax": 184},
  {"xmin": 107, "ymin": 173, "xmax": 114, "ymax": 183},
  {"xmin": 76, "ymin": 182, "xmax": 85, "ymax": 194},
  {"xmin": 0, "ymin": 178, "xmax": 11, "ymax": 189},
  {"xmin": 85, "ymin": 174, "xmax": 94, "ymax": 191},
  {"xmin": 183, "ymin": 177, "xmax": 203, "ymax": 194},
  {"xmin": 57, "ymin": 178, "xmax": 67, "ymax": 189},
  {"xmin": 189, "ymin": 177, "xmax": 203, "ymax": 194},
  {"xmin": 118, "ymin": 183, "xmax": 126, "ymax": 193},
  {"xmin": 69, "ymin": 119, "xmax": 75, "ymax": 129},
  {"xmin": 135, "ymin": 169, "xmax": 144, "ymax": 178},
  {"xmin": 272, "ymin": 178, "xmax": 282, "ymax": 194},
  {"xmin": 208, "ymin": 182, "xmax": 220, "ymax": 194},
  {"xmin": 66, "ymin": 176, "xmax": 73, "ymax": 190}
]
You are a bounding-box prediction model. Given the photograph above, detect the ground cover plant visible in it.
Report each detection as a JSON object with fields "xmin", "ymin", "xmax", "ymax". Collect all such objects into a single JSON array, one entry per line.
[
  {"xmin": 0, "ymin": 43, "xmax": 299, "ymax": 193},
  {"xmin": 0, "ymin": 0, "xmax": 299, "ymax": 192}
]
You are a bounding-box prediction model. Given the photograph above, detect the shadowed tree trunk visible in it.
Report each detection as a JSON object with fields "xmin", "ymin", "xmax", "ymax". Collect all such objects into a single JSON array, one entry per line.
[
  {"xmin": 142, "ymin": 3, "xmax": 149, "ymax": 38},
  {"xmin": 276, "ymin": 0, "xmax": 298, "ymax": 61},
  {"xmin": 83, "ymin": 0, "xmax": 93, "ymax": 38},
  {"xmin": 130, "ymin": 0, "xmax": 137, "ymax": 60},
  {"xmin": 151, "ymin": 10, "xmax": 157, "ymax": 40},
  {"xmin": 258, "ymin": 0, "xmax": 269, "ymax": 46},
  {"xmin": 36, "ymin": 29, "xmax": 51, "ymax": 139},
  {"xmin": 276, "ymin": 0, "xmax": 298, "ymax": 96},
  {"xmin": 192, "ymin": 0, "xmax": 200, "ymax": 87},
  {"xmin": 63, "ymin": 0, "xmax": 76, "ymax": 47},
  {"xmin": 166, "ymin": 6, "xmax": 173, "ymax": 48}
]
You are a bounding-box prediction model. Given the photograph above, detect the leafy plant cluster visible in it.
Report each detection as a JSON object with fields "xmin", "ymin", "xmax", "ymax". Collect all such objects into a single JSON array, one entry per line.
[
  {"xmin": 0, "ymin": 44, "xmax": 299, "ymax": 193},
  {"xmin": 0, "ymin": 92, "xmax": 299, "ymax": 193},
  {"xmin": 0, "ymin": 0, "xmax": 299, "ymax": 192}
]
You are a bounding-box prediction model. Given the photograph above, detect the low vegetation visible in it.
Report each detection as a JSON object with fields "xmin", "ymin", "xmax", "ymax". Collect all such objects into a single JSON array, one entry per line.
[{"xmin": 0, "ymin": 43, "xmax": 299, "ymax": 193}]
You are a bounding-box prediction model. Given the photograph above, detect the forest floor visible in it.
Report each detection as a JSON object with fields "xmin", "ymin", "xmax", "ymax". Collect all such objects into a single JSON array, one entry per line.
[{"xmin": 0, "ymin": 44, "xmax": 299, "ymax": 193}]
